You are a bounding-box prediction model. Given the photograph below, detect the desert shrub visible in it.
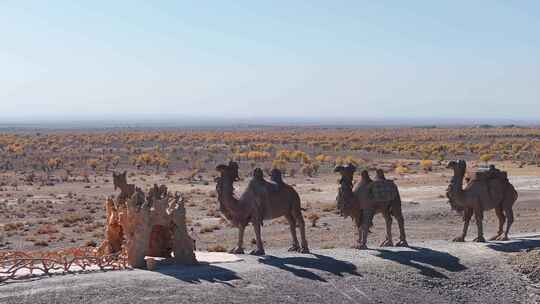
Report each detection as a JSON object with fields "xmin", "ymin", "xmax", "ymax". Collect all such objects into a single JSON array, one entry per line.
[
  {"xmin": 206, "ymin": 207, "xmax": 220, "ymax": 218},
  {"xmin": 87, "ymin": 159, "xmax": 99, "ymax": 171},
  {"xmin": 200, "ymin": 224, "xmax": 220, "ymax": 234},
  {"xmin": 301, "ymin": 164, "xmax": 314, "ymax": 177},
  {"xmin": 34, "ymin": 240, "xmax": 49, "ymax": 246},
  {"xmin": 343, "ymin": 156, "xmax": 359, "ymax": 166},
  {"xmin": 307, "ymin": 213, "xmax": 320, "ymax": 227},
  {"xmin": 288, "ymin": 168, "xmax": 296, "ymax": 177},
  {"xmin": 271, "ymin": 159, "xmax": 288, "ymax": 172},
  {"xmin": 4, "ymin": 222, "xmax": 24, "ymax": 231},
  {"xmin": 315, "ymin": 154, "xmax": 332, "ymax": 162},
  {"xmin": 58, "ymin": 214, "xmax": 93, "ymax": 225},
  {"xmin": 207, "ymin": 244, "xmax": 227, "ymax": 252},
  {"xmin": 420, "ymin": 159, "xmax": 433, "ymax": 171},
  {"xmin": 395, "ymin": 165, "xmax": 412, "ymax": 174},
  {"xmin": 37, "ymin": 224, "xmax": 59, "ymax": 235},
  {"xmin": 321, "ymin": 203, "xmax": 336, "ymax": 212},
  {"xmin": 480, "ymin": 153, "xmax": 494, "ymax": 163},
  {"xmin": 85, "ymin": 240, "xmax": 97, "ymax": 247}
]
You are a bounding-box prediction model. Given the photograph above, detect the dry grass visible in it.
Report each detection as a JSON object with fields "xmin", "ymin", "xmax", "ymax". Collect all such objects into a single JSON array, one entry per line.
[
  {"xmin": 57, "ymin": 214, "xmax": 93, "ymax": 225},
  {"xmin": 33, "ymin": 240, "xmax": 49, "ymax": 246},
  {"xmin": 37, "ymin": 224, "xmax": 59, "ymax": 235},
  {"xmin": 207, "ymin": 244, "xmax": 227, "ymax": 252},
  {"xmin": 199, "ymin": 224, "xmax": 220, "ymax": 234},
  {"xmin": 206, "ymin": 207, "xmax": 220, "ymax": 218},
  {"xmin": 3, "ymin": 222, "xmax": 24, "ymax": 232},
  {"xmin": 321, "ymin": 203, "xmax": 336, "ymax": 213},
  {"xmin": 1, "ymin": 126, "xmax": 540, "ymax": 252},
  {"xmin": 307, "ymin": 213, "xmax": 320, "ymax": 227}
]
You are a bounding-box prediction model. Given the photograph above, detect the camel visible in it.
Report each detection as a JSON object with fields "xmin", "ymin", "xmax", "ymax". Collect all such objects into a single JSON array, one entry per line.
[
  {"xmin": 215, "ymin": 162, "xmax": 309, "ymax": 255},
  {"xmin": 335, "ymin": 164, "xmax": 408, "ymax": 249},
  {"xmin": 112, "ymin": 171, "xmax": 135, "ymax": 205},
  {"xmin": 446, "ymin": 160, "xmax": 518, "ymax": 242}
]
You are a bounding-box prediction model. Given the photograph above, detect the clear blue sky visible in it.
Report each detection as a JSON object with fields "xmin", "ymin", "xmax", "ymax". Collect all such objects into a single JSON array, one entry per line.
[{"xmin": 1, "ymin": 1, "xmax": 539, "ymax": 121}]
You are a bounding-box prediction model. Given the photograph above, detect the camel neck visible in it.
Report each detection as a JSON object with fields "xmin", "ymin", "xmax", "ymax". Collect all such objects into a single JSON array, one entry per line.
[
  {"xmin": 339, "ymin": 182, "xmax": 355, "ymax": 203},
  {"xmin": 450, "ymin": 172, "xmax": 466, "ymax": 201},
  {"xmin": 217, "ymin": 178, "xmax": 242, "ymax": 212}
]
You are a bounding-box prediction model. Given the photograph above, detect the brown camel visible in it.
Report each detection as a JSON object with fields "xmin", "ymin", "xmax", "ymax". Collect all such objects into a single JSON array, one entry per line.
[
  {"xmin": 446, "ymin": 160, "xmax": 518, "ymax": 242},
  {"xmin": 215, "ymin": 162, "xmax": 309, "ymax": 255},
  {"xmin": 335, "ymin": 164, "xmax": 408, "ymax": 249},
  {"xmin": 112, "ymin": 171, "xmax": 135, "ymax": 205}
]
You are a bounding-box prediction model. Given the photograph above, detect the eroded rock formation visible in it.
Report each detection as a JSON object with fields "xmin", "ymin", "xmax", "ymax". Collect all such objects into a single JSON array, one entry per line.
[{"xmin": 98, "ymin": 179, "xmax": 196, "ymax": 268}]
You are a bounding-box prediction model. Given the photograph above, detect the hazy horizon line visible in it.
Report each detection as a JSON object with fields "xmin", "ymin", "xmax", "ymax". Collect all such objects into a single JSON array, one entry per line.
[{"xmin": 1, "ymin": 114, "xmax": 539, "ymax": 130}]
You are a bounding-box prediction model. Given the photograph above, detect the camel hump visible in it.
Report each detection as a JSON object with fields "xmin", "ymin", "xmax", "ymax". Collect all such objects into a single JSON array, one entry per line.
[
  {"xmin": 270, "ymin": 169, "xmax": 284, "ymax": 185},
  {"xmin": 368, "ymin": 180, "xmax": 399, "ymax": 202},
  {"xmin": 471, "ymin": 166, "xmax": 508, "ymax": 182},
  {"xmin": 467, "ymin": 170, "xmax": 512, "ymax": 205}
]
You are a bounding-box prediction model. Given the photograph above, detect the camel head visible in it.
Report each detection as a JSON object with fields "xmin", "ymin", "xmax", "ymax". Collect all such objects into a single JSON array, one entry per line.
[
  {"xmin": 446, "ymin": 160, "xmax": 457, "ymax": 169},
  {"xmin": 215, "ymin": 162, "xmax": 239, "ymax": 197},
  {"xmin": 334, "ymin": 164, "xmax": 356, "ymax": 187},
  {"xmin": 375, "ymin": 169, "xmax": 386, "ymax": 180},
  {"xmin": 446, "ymin": 160, "xmax": 467, "ymax": 172},
  {"xmin": 112, "ymin": 171, "xmax": 128, "ymax": 191},
  {"xmin": 270, "ymin": 168, "xmax": 284, "ymax": 184},
  {"xmin": 334, "ymin": 164, "xmax": 357, "ymax": 217},
  {"xmin": 216, "ymin": 164, "xmax": 230, "ymax": 180},
  {"xmin": 360, "ymin": 170, "xmax": 373, "ymax": 184},
  {"xmin": 216, "ymin": 161, "xmax": 240, "ymax": 181},
  {"xmin": 445, "ymin": 160, "xmax": 467, "ymax": 211},
  {"xmin": 446, "ymin": 160, "xmax": 467, "ymax": 187},
  {"xmin": 229, "ymin": 161, "xmax": 240, "ymax": 181}
]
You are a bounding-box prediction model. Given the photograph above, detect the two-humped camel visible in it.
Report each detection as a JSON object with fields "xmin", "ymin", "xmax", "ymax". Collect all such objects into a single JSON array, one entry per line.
[
  {"xmin": 335, "ymin": 164, "xmax": 407, "ymax": 249},
  {"xmin": 446, "ymin": 160, "xmax": 518, "ymax": 242},
  {"xmin": 215, "ymin": 162, "xmax": 309, "ymax": 255}
]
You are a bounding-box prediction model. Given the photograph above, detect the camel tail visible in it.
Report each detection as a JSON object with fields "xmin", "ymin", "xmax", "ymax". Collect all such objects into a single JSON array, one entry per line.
[
  {"xmin": 508, "ymin": 183, "xmax": 518, "ymax": 205},
  {"xmin": 290, "ymin": 188, "xmax": 303, "ymax": 213},
  {"xmin": 390, "ymin": 191, "xmax": 403, "ymax": 217}
]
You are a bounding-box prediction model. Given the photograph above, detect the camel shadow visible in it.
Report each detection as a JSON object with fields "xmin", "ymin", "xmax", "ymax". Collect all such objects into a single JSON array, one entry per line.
[
  {"xmin": 155, "ymin": 263, "xmax": 241, "ymax": 285},
  {"xmin": 486, "ymin": 237, "xmax": 540, "ymax": 253},
  {"xmin": 374, "ymin": 246, "xmax": 467, "ymax": 279},
  {"xmin": 258, "ymin": 253, "xmax": 361, "ymax": 282}
]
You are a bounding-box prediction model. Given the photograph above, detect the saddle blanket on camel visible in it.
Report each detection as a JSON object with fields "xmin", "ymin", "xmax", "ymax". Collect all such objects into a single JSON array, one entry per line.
[{"xmin": 368, "ymin": 180, "xmax": 399, "ymax": 202}]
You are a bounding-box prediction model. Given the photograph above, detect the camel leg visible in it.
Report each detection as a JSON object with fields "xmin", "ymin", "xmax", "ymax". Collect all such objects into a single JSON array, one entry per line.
[
  {"xmin": 229, "ymin": 224, "xmax": 245, "ymax": 254},
  {"xmin": 499, "ymin": 208, "xmax": 514, "ymax": 241},
  {"xmin": 473, "ymin": 208, "xmax": 486, "ymax": 242},
  {"xmin": 285, "ymin": 215, "xmax": 300, "ymax": 252},
  {"xmin": 453, "ymin": 208, "xmax": 473, "ymax": 242},
  {"xmin": 392, "ymin": 203, "xmax": 408, "ymax": 247},
  {"xmin": 295, "ymin": 212, "xmax": 310, "ymax": 253},
  {"xmin": 380, "ymin": 210, "xmax": 394, "ymax": 247},
  {"xmin": 353, "ymin": 216, "xmax": 364, "ymax": 249},
  {"xmin": 250, "ymin": 221, "xmax": 265, "ymax": 256},
  {"xmin": 360, "ymin": 209, "xmax": 375, "ymax": 249},
  {"xmin": 489, "ymin": 207, "xmax": 505, "ymax": 241},
  {"xmin": 358, "ymin": 209, "xmax": 374, "ymax": 250}
]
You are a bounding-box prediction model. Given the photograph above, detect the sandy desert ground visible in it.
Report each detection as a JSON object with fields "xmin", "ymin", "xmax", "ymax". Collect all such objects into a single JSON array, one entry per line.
[
  {"xmin": 1, "ymin": 159, "xmax": 539, "ymax": 253},
  {"xmin": 1, "ymin": 127, "xmax": 540, "ymax": 303},
  {"xmin": 0, "ymin": 127, "xmax": 539, "ymax": 253}
]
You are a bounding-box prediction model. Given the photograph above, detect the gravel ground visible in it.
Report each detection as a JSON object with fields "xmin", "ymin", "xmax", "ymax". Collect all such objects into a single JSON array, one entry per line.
[
  {"xmin": 2, "ymin": 236, "xmax": 540, "ymax": 304},
  {"xmin": 509, "ymin": 248, "xmax": 540, "ymax": 284}
]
